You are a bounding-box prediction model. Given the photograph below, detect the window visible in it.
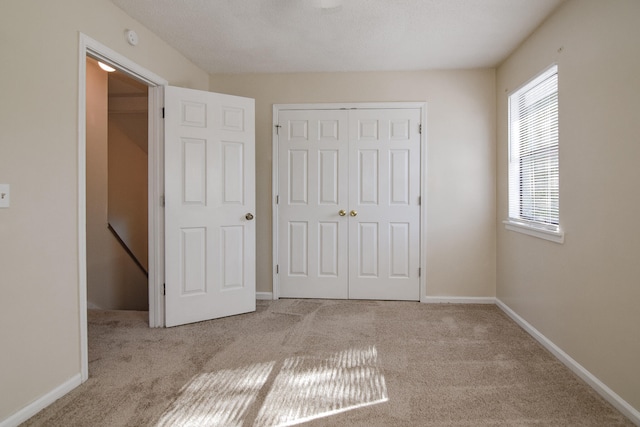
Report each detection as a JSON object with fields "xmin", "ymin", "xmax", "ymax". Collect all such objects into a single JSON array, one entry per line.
[{"xmin": 506, "ymin": 65, "xmax": 563, "ymax": 243}]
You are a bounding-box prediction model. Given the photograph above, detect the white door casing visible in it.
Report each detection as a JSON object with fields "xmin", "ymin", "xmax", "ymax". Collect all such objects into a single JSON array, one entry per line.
[
  {"xmin": 165, "ymin": 86, "xmax": 256, "ymax": 327},
  {"xmin": 275, "ymin": 105, "xmax": 423, "ymax": 301}
]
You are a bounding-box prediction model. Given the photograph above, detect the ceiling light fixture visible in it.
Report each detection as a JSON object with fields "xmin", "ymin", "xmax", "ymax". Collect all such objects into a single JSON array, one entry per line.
[
  {"xmin": 98, "ymin": 61, "xmax": 116, "ymax": 72},
  {"xmin": 311, "ymin": 0, "xmax": 342, "ymax": 10}
]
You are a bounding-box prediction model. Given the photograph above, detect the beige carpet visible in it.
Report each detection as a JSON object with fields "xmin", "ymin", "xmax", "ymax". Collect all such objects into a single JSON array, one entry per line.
[{"xmin": 23, "ymin": 300, "xmax": 632, "ymax": 426}]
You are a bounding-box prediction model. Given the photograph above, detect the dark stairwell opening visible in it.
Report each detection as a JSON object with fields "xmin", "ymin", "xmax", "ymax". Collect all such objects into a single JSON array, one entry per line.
[{"xmin": 86, "ymin": 57, "xmax": 149, "ymax": 311}]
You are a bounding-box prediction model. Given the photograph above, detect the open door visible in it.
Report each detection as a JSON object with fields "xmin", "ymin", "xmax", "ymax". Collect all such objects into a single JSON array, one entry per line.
[{"xmin": 164, "ymin": 86, "xmax": 255, "ymax": 327}]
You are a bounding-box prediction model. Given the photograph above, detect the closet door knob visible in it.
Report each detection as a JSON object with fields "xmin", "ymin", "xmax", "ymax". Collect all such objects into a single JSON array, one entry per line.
[
  {"xmin": 338, "ymin": 209, "xmax": 346, "ymax": 216},
  {"xmin": 245, "ymin": 213, "xmax": 254, "ymax": 220},
  {"xmin": 350, "ymin": 210, "xmax": 358, "ymax": 217}
]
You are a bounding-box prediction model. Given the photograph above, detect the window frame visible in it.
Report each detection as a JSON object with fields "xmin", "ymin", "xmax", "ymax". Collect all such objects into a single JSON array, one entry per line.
[{"xmin": 504, "ymin": 64, "xmax": 564, "ymax": 244}]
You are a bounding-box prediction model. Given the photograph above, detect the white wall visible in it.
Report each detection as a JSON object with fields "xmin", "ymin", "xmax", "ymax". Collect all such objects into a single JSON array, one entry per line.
[
  {"xmin": 497, "ymin": 0, "xmax": 640, "ymax": 413},
  {"xmin": 210, "ymin": 70, "xmax": 497, "ymax": 299},
  {"xmin": 0, "ymin": 0, "xmax": 208, "ymax": 421}
]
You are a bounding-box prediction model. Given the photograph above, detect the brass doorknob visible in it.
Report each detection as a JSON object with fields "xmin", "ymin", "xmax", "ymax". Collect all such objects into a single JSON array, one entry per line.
[
  {"xmin": 338, "ymin": 209, "xmax": 346, "ymax": 216},
  {"xmin": 350, "ymin": 210, "xmax": 358, "ymax": 217},
  {"xmin": 245, "ymin": 213, "xmax": 254, "ymax": 220}
]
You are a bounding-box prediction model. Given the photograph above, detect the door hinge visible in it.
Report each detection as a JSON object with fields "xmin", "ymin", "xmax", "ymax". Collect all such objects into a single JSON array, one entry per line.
[
  {"xmin": 276, "ymin": 264, "xmax": 279, "ymax": 274},
  {"xmin": 275, "ymin": 124, "xmax": 282, "ymax": 135},
  {"xmin": 276, "ymin": 195, "xmax": 279, "ymax": 204},
  {"xmin": 418, "ymin": 196, "xmax": 421, "ymax": 205},
  {"xmin": 418, "ymin": 123, "xmax": 422, "ymax": 134},
  {"xmin": 162, "ymin": 107, "xmax": 165, "ymax": 119},
  {"xmin": 163, "ymin": 283, "xmax": 166, "ymax": 295},
  {"xmin": 418, "ymin": 268, "xmax": 421, "ymax": 277},
  {"xmin": 161, "ymin": 195, "xmax": 165, "ymax": 207}
]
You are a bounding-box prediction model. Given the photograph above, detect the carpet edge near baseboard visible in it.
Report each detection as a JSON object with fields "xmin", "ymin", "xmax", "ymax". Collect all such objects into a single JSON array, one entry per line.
[{"xmin": 496, "ymin": 298, "xmax": 640, "ymax": 426}]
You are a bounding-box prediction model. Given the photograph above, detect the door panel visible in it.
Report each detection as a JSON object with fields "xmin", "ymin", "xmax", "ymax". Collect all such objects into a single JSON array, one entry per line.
[
  {"xmin": 165, "ymin": 86, "xmax": 255, "ymax": 327},
  {"xmin": 358, "ymin": 222, "xmax": 379, "ymax": 277},
  {"xmin": 318, "ymin": 221, "xmax": 339, "ymax": 277},
  {"xmin": 182, "ymin": 138, "xmax": 206, "ymax": 204},
  {"xmin": 348, "ymin": 109, "xmax": 421, "ymax": 300},
  {"xmin": 389, "ymin": 222, "xmax": 410, "ymax": 278},
  {"xmin": 358, "ymin": 150, "xmax": 379, "ymax": 204},
  {"xmin": 181, "ymin": 227, "xmax": 206, "ymax": 294},
  {"xmin": 222, "ymin": 142, "xmax": 245, "ymax": 204},
  {"xmin": 390, "ymin": 149, "xmax": 410, "ymax": 205},
  {"xmin": 278, "ymin": 110, "xmax": 349, "ymax": 299},
  {"xmin": 319, "ymin": 150, "xmax": 339, "ymax": 204},
  {"xmin": 289, "ymin": 221, "xmax": 308, "ymax": 276},
  {"xmin": 289, "ymin": 150, "xmax": 309, "ymax": 204}
]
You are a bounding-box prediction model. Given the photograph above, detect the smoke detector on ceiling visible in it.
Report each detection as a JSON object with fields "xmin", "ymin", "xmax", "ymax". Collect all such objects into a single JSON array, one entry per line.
[{"xmin": 125, "ymin": 29, "xmax": 139, "ymax": 46}]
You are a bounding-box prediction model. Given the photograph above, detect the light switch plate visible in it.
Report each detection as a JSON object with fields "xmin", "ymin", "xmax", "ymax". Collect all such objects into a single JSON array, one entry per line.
[{"xmin": 0, "ymin": 184, "xmax": 10, "ymax": 208}]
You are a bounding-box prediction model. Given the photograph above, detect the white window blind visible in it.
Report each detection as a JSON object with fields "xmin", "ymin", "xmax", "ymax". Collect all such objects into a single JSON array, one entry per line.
[{"xmin": 508, "ymin": 65, "xmax": 559, "ymax": 231}]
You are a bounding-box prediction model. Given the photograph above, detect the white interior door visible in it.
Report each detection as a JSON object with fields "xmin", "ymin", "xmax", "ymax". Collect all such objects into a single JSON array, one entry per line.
[
  {"xmin": 348, "ymin": 109, "xmax": 421, "ymax": 300},
  {"xmin": 165, "ymin": 86, "xmax": 255, "ymax": 327},
  {"xmin": 277, "ymin": 110, "xmax": 349, "ymax": 298},
  {"xmin": 276, "ymin": 107, "xmax": 421, "ymax": 301}
]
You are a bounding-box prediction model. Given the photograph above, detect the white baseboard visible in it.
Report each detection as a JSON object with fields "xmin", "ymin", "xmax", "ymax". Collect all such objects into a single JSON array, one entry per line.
[
  {"xmin": 421, "ymin": 296, "xmax": 496, "ymax": 304},
  {"xmin": 496, "ymin": 299, "xmax": 640, "ymax": 426},
  {"xmin": 0, "ymin": 374, "xmax": 82, "ymax": 427},
  {"xmin": 256, "ymin": 292, "xmax": 273, "ymax": 300}
]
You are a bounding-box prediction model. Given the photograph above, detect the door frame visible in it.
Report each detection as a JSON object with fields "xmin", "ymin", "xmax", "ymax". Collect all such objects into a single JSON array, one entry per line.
[
  {"xmin": 78, "ymin": 33, "xmax": 167, "ymax": 381},
  {"xmin": 272, "ymin": 102, "xmax": 428, "ymax": 301}
]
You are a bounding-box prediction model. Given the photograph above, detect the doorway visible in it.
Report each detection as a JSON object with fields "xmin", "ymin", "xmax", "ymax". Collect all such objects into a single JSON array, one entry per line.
[
  {"xmin": 85, "ymin": 57, "xmax": 149, "ymax": 311},
  {"xmin": 79, "ymin": 33, "xmax": 167, "ymax": 382}
]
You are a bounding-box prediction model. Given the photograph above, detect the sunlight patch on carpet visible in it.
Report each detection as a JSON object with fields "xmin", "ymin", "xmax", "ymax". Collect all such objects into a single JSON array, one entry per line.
[
  {"xmin": 156, "ymin": 361, "xmax": 275, "ymax": 427},
  {"xmin": 254, "ymin": 346, "xmax": 388, "ymax": 426},
  {"xmin": 155, "ymin": 346, "xmax": 387, "ymax": 427}
]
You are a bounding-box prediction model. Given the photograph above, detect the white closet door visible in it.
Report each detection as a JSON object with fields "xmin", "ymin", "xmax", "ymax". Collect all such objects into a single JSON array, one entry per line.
[
  {"xmin": 348, "ymin": 109, "xmax": 421, "ymax": 300},
  {"xmin": 277, "ymin": 107, "xmax": 421, "ymax": 301},
  {"xmin": 277, "ymin": 110, "xmax": 350, "ymax": 299},
  {"xmin": 165, "ymin": 86, "xmax": 256, "ymax": 327}
]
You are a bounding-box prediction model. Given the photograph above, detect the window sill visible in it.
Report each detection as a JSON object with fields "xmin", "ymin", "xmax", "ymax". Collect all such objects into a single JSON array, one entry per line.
[{"xmin": 503, "ymin": 220, "xmax": 564, "ymax": 244}]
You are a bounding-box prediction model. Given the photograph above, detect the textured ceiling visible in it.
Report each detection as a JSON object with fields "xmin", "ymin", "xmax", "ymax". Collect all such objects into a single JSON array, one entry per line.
[{"xmin": 110, "ymin": 0, "xmax": 564, "ymax": 74}]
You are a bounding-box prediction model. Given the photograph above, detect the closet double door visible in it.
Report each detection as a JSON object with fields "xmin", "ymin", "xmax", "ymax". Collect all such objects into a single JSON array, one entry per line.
[{"xmin": 277, "ymin": 107, "xmax": 422, "ymax": 300}]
